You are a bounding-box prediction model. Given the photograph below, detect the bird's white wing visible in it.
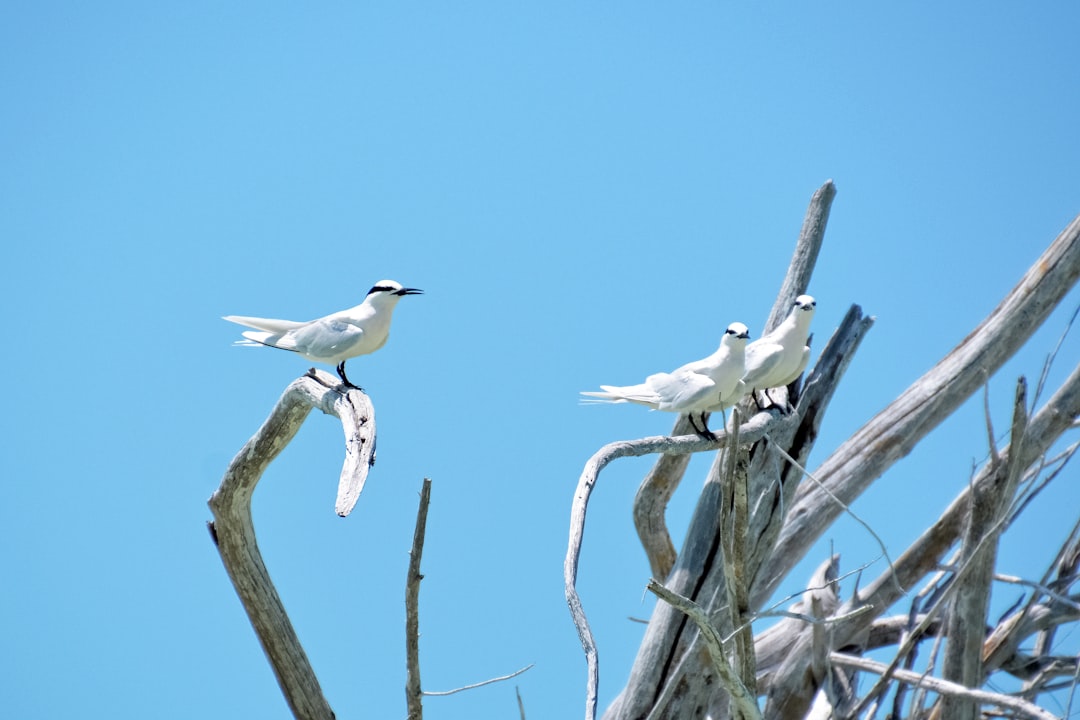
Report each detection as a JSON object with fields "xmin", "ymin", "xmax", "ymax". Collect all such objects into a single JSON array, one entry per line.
[
  {"xmin": 646, "ymin": 371, "xmax": 718, "ymax": 412},
  {"xmin": 287, "ymin": 318, "xmax": 367, "ymax": 362},
  {"xmin": 223, "ymin": 314, "xmax": 307, "ymax": 333},
  {"xmin": 742, "ymin": 341, "xmax": 786, "ymax": 389},
  {"xmin": 776, "ymin": 346, "xmax": 811, "ymax": 388}
]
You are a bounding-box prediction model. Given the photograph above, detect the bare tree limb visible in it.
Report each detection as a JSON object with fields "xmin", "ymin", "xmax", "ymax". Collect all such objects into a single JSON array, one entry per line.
[
  {"xmin": 765, "ymin": 179, "xmax": 835, "ymax": 334},
  {"xmin": 756, "ymin": 212, "xmax": 1080, "ymax": 606},
  {"xmin": 767, "ymin": 360, "xmax": 1080, "ymax": 719},
  {"xmin": 830, "ymin": 652, "xmax": 1059, "ymax": 720},
  {"xmin": 941, "ymin": 378, "xmax": 1029, "ymax": 719},
  {"xmin": 565, "ymin": 417, "xmax": 778, "ymax": 720},
  {"xmin": 720, "ymin": 412, "xmax": 756, "ymax": 707},
  {"xmin": 207, "ymin": 368, "xmax": 375, "ymax": 720},
  {"xmin": 633, "ymin": 415, "xmax": 697, "ymax": 580},
  {"xmin": 755, "ymin": 556, "xmax": 841, "ymax": 692},
  {"xmin": 406, "ymin": 479, "xmax": 432, "ymax": 720},
  {"xmin": 834, "ymin": 359, "xmax": 1080, "ymax": 649},
  {"xmin": 646, "ymin": 580, "xmax": 761, "ymax": 720}
]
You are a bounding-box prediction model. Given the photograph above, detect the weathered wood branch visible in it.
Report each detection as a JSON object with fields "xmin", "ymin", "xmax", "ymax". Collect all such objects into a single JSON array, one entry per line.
[
  {"xmin": 646, "ymin": 580, "xmax": 761, "ymax": 720},
  {"xmin": 760, "ymin": 359, "xmax": 1080, "ymax": 717},
  {"xmin": 633, "ymin": 415, "xmax": 696, "ymax": 581},
  {"xmin": 565, "ymin": 417, "xmax": 777, "ymax": 720},
  {"xmin": 632, "ymin": 180, "xmax": 836, "ymax": 582},
  {"xmin": 756, "ymin": 212, "xmax": 1080, "ymax": 607},
  {"xmin": 830, "ymin": 653, "xmax": 1059, "ymax": 720},
  {"xmin": 834, "ymin": 358, "xmax": 1080, "ymax": 649},
  {"xmin": 940, "ymin": 379, "xmax": 1029, "ymax": 720},
  {"xmin": 207, "ymin": 368, "xmax": 376, "ymax": 720},
  {"xmin": 754, "ymin": 556, "xmax": 840, "ymax": 691},
  {"xmin": 406, "ymin": 479, "xmax": 432, "ymax": 720},
  {"xmin": 764, "ymin": 179, "xmax": 835, "ymax": 334},
  {"xmin": 719, "ymin": 413, "xmax": 756, "ymax": 710}
]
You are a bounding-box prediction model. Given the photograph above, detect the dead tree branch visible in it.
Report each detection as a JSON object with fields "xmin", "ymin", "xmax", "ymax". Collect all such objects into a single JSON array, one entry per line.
[
  {"xmin": 406, "ymin": 479, "xmax": 432, "ymax": 720},
  {"xmin": 720, "ymin": 412, "xmax": 756, "ymax": 706},
  {"xmin": 565, "ymin": 416, "xmax": 778, "ymax": 720},
  {"xmin": 761, "ymin": 360, "xmax": 1080, "ymax": 717},
  {"xmin": 646, "ymin": 580, "xmax": 762, "ymax": 720},
  {"xmin": 939, "ymin": 378, "xmax": 1029, "ymax": 719},
  {"xmin": 830, "ymin": 653, "xmax": 1059, "ymax": 720},
  {"xmin": 207, "ymin": 368, "xmax": 376, "ymax": 720}
]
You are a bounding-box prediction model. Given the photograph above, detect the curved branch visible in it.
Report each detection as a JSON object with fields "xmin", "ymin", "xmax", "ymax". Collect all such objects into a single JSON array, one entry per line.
[
  {"xmin": 207, "ymin": 369, "xmax": 376, "ymax": 720},
  {"xmin": 565, "ymin": 417, "xmax": 776, "ymax": 720},
  {"xmin": 633, "ymin": 415, "xmax": 696, "ymax": 580}
]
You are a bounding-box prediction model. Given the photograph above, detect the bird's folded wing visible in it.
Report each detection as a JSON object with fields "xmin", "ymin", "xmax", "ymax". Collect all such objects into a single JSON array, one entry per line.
[
  {"xmin": 288, "ymin": 318, "xmax": 366, "ymax": 360},
  {"xmin": 647, "ymin": 371, "xmax": 716, "ymax": 412},
  {"xmin": 222, "ymin": 314, "xmax": 307, "ymax": 333},
  {"xmin": 742, "ymin": 341, "xmax": 785, "ymax": 387}
]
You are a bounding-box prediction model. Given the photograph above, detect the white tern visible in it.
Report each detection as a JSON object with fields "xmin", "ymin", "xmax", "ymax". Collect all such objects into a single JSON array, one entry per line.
[
  {"xmin": 741, "ymin": 294, "xmax": 816, "ymax": 407},
  {"xmin": 581, "ymin": 322, "xmax": 751, "ymax": 437},
  {"xmin": 223, "ymin": 280, "xmax": 422, "ymax": 389}
]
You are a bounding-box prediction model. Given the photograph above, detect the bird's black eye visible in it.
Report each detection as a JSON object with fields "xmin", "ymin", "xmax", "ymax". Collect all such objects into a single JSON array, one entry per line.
[
  {"xmin": 725, "ymin": 328, "xmax": 736, "ymax": 335},
  {"xmin": 368, "ymin": 285, "xmax": 393, "ymax": 295}
]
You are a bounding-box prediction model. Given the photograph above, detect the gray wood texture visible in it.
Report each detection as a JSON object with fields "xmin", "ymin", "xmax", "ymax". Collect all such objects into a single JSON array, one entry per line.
[{"xmin": 208, "ymin": 368, "xmax": 376, "ymax": 719}]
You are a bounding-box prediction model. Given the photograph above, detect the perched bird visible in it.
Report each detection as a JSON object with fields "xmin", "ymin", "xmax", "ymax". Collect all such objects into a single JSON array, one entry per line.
[
  {"xmin": 581, "ymin": 322, "xmax": 751, "ymax": 438},
  {"xmin": 223, "ymin": 280, "xmax": 422, "ymax": 389},
  {"xmin": 741, "ymin": 294, "xmax": 816, "ymax": 408}
]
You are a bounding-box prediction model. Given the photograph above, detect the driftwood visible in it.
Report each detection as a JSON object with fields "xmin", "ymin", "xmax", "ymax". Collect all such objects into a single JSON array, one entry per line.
[
  {"xmin": 207, "ymin": 368, "xmax": 376, "ymax": 720},
  {"xmin": 566, "ymin": 180, "xmax": 1080, "ymax": 720}
]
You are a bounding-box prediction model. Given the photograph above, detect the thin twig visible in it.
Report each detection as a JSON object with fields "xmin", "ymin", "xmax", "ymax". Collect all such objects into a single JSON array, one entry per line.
[
  {"xmin": 1033, "ymin": 301, "xmax": 1080, "ymax": 409},
  {"xmin": 993, "ymin": 573, "xmax": 1080, "ymax": 613},
  {"xmin": 764, "ymin": 433, "xmax": 903, "ymax": 594},
  {"xmin": 405, "ymin": 479, "xmax": 432, "ymax": 720},
  {"xmin": 423, "ymin": 664, "xmax": 535, "ymax": 696}
]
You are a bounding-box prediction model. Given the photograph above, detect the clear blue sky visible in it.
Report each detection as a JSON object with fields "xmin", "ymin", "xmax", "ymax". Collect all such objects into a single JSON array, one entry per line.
[{"xmin": 3, "ymin": 4, "xmax": 1079, "ymax": 718}]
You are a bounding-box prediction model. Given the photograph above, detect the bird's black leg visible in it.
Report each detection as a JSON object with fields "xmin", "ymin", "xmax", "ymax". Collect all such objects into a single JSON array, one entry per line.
[
  {"xmin": 752, "ymin": 390, "xmax": 766, "ymax": 411},
  {"xmin": 765, "ymin": 387, "xmax": 794, "ymax": 415},
  {"xmin": 336, "ymin": 362, "xmax": 365, "ymax": 392},
  {"xmin": 689, "ymin": 412, "xmax": 716, "ymax": 441}
]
